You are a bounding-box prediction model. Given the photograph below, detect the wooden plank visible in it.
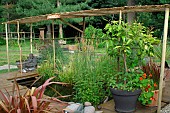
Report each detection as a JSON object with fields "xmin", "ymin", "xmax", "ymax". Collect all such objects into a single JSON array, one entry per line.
[
  {"xmin": 60, "ymin": 18, "xmax": 83, "ymax": 33},
  {"xmin": 2, "ymin": 4, "xmax": 170, "ymax": 24},
  {"xmin": 7, "ymin": 73, "xmax": 39, "ymax": 80},
  {"xmin": 99, "ymin": 100, "xmax": 167, "ymax": 113}
]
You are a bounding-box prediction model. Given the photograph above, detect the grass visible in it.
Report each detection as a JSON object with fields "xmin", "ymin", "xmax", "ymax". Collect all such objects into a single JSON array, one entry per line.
[
  {"xmin": 0, "ymin": 39, "xmax": 39, "ymax": 66},
  {"xmin": 0, "ymin": 68, "xmax": 18, "ymax": 74}
]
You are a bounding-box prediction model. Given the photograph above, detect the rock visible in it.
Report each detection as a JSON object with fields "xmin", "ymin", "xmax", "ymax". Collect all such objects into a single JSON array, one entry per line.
[
  {"xmin": 84, "ymin": 102, "xmax": 92, "ymax": 106},
  {"xmin": 64, "ymin": 103, "xmax": 83, "ymax": 113},
  {"xmin": 161, "ymin": 104, "xmax": 170, "ymax": 113},
  {"xmin": 68, "ymin": 102, "xmax": 75, "ymax": 105},
  {"xmin": 84, "ymin": 106, "xmax": 95, "ymax": 113},
  {"xmin": 64, "ymin": 103, "xmax": 81, "ymax": 112}
]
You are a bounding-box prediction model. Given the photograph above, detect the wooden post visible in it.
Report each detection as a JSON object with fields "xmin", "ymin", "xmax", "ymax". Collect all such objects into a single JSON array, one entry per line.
[
  {"xmin": 5, "ymin": 24, "xmax": 10, "ymax": 72},
  {"xmin": 82, "ymin": 17, "xmax": 86, "ymax": 37},
  {"xmin": 52, "ymin": 20, "xmax": 56, "ymax": 69},
  {"xmin": 17, "ymin": 21, "xmax": 23, "ymax": 75},
  {"xmin": 30, "ymin": 24, "xmax": 33, "ymax": 53},
  {"xmin": 119, "ymin": 10, "xmax": 122, "ymax": 24},
  {"xmin": 117, "ymin": 10, "xmax": 122, "ymax": 72},
  {"xmin": 24, "ymin": 32, "xmax": 25, "ymax": 43},
  {"xmin": 157, "ymin": 8, "xmax": 169, "ymax": 113}
]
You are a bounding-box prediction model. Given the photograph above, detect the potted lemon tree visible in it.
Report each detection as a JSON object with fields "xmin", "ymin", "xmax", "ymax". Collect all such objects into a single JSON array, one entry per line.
[{"xmin": 103, "ymin": 21, "xmax": 160, "ymax": 112}]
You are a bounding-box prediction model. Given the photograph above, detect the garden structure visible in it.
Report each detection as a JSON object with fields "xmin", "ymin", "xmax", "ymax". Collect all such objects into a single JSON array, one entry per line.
[{"xmin": 1, "ymin": 4, "xmax": 170, "ymax": 113}]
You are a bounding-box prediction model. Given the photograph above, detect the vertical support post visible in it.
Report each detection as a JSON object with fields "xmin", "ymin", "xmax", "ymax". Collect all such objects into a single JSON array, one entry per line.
[
  {"xmin": 52, "ymin": 20, "xmax": 56, "ymax": 69},
  {"xmin": 17, "ymin": 21, "xmax": 22, "ymax": 75},
  {"xmin": 82, "ymin": 17, "xmax": 86, "ymax": 37},
  {"xmin": 117, "ymin": 10, "xmax": 122, "ymax": 72},
  {"xmin": 30, "ymin": 24, "xmax": 33, "ymax": 53},
  {"xmin": 119, "ymin": 10, "xmax": 122, "ymax": 24},
  {"xmin": 5, "ymin": 24, "xmax": 10, "ymax": 72},
  {"xmin": 81, "ymin": 17, "xmax": 86, "ymax": 45},
  {"xmin": 24, "ymin": 32, "xmax": 25, "ymax": 43},
  {"xmin": 157, "ymin": 8, "xmax": 169, "ymax": 113}
]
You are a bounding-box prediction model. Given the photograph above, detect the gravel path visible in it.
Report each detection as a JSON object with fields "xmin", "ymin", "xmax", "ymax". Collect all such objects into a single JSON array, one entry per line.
[
  {"xmin": 161, "ymin": 104, "xmax": 170, "ymax": 113},
  {"xmin": 0, "ymin": 64, "xmax": 17, "ymax": 70}
]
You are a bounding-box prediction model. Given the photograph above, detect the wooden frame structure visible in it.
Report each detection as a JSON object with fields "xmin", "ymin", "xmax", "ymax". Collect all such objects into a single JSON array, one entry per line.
[{"xmin": 2, "ymin": 4, "xmax": 170, "ymax": 113}]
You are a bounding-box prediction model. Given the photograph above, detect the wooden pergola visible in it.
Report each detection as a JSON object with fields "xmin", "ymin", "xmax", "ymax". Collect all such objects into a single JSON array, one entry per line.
[{"xmin": 2, "ymin": 4, "xmax": 170, "ymax": 113}]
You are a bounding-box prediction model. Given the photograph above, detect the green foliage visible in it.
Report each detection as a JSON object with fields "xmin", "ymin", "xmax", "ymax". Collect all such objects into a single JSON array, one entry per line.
[
  {"xmin": 103, "ymin": 20, "xmax": 160, "ymax": 105},
  {"xmin": 16, "ymin": 0, "xmax": 55, "ymax": 17},
  {"xmin": 39, "ymin": 42, "xmax": 68, "ymax": 71},
  {"xmin": 37, "ymin": 42, "xmax": 69, "ymax": 87},
  {"xmin": 103, "ymin": 21, "xmax": 160, "ymax": 69},
  {"xmin": 109, "ymin": 70, "xmax": 142, "ymax": 91},
  {"xmin": 84, "ymin": 25, "xmax": 104, "ymax": 48},
  {"xmin": 138, "ymin": 73, "xmax": 156, "ymax": 105},
  {"xmin": 59, "ymin": 52, "xmax": 116, "ymax": 105},
  {"xmin": 37, "ymin": 60, "xmax": 55, "ymax": 81},
  {"xmin": 0, "ymin": 37, "xmax": 5, "ymax": 45}
]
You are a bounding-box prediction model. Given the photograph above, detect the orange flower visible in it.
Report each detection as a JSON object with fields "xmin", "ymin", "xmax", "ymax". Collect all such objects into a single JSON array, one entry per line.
[
  {"xmin": 149, "ymin": 74, "xmax": 152, "ymax": 77},
  {"xmin": 154, "ymin": 83, "xmax": 157, "ymax": 87},
  {"xmin": 139, "ymin": 77, "xmax": 143, "ymax": 81},
  {"xmin": 150, "ymin": 97, "xmax": 154, "ymax": 100},
  {"xmin": 143, "ymin": 73, "xmax": 147, "ymax": 78}
]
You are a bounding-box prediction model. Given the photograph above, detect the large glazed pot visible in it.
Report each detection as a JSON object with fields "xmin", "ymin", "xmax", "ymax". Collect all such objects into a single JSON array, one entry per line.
[{"xmin": 110, "ymin": 88, "xmax": 141, "ymax": 113}]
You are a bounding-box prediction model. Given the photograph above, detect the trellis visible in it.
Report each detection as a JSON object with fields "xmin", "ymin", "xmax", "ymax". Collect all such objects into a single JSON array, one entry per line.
[{"xmin": 2, "ymin": 4, "xmax": 170, "ymax": 113}]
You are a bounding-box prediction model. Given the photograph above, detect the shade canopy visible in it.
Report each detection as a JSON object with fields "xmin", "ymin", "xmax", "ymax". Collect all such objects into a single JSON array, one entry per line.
[{"xmin": 2, "ymin": 4, "xmax": 170, "ymax": 24}]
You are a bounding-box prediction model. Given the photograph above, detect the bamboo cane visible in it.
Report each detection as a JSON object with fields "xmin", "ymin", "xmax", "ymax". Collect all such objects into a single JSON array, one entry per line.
[
  {"xmin": 17, "ymin": 21, "xmax": 23, "ymax": 75},
  {"xmin": 157, "ymin": 8, "xmax": 169, "ymax": 113},
  {"xmin": 5, "ymin": 24, "xmax": 10, "ymax": 72}
]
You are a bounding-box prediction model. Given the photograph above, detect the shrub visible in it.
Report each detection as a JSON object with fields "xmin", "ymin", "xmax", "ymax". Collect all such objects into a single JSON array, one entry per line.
[
  {"xmin": 0, "ymin": 37, "xmax": 5, "ymax": 45},
  {"xmin": 59, "ymin": 52, "xmax": 116, "ymax": 106}
]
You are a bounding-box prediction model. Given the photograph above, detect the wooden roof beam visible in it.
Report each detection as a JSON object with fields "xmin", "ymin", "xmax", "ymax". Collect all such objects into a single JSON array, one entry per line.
[{"xmin": 59, "ymin": 18, "xmax": 83, "ymax": 33}]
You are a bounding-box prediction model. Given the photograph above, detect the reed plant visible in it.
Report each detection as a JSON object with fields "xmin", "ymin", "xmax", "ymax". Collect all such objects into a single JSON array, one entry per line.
[{"xmin": 59, "ymin": 51, "xmax": 117, "ymax": 105}]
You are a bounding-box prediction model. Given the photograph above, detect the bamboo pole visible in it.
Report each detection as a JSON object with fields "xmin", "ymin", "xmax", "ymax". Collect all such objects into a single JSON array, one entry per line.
[
  {"xmin": 5, "ymin": 24, "xmax": 10, "ymax": 72},
  {"xmin": 157, "ymin": 8, "xmax": 169, "ymax": 113},
  {"xmin": 119, "ymin": 10, "xmax": 122, "ymax": 24},
  {"xmin": 117, "ymin": 10, "xmax": 122, "ymax": 72},
  {"xmin": 30, "ymin": 24, "xmax": 33, "ymax": 53},
  {"xmin": 52, "ymin": 20, "xmax": 56, "ymax": 69},
  {"xmin": 81, "ymin": 17, "xmax": 86, "ymax": 46},
  {"xmin": 17, "ymin": 21, "xmax": 23, "ymax": 75}
]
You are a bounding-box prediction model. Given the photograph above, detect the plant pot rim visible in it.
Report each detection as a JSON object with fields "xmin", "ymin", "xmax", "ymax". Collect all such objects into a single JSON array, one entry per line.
[{"xmin": 110, "ymin": 87, "xmax": 141, "ymax": 96}]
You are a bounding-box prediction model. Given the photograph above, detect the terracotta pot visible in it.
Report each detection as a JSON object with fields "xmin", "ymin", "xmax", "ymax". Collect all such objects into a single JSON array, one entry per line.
[{"xmin": 147, "ymin": 90, "xmax": 159, "ymax": 107}]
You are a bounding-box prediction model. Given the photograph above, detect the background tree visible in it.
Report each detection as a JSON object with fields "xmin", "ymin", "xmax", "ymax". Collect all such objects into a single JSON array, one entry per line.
[
  {"xmin": 0, "ymin": 0, "xmax": 169, "ymax": 38},
  {"xmin": 127, "ymin": 0, "xmax": 136, "ymax": 24},
  {"xmin": 0, "ymin": 0, "xmax": 18, "ymax": 33}
]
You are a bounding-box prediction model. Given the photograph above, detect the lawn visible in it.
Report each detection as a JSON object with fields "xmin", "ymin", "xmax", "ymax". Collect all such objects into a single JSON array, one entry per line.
[{"xmin": 0, "ymin": 39, "xmax": 39, "ymax": 66}]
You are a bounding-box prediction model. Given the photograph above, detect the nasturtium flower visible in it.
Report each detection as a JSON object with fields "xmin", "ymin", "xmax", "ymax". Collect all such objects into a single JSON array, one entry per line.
[
  {"xmin": 140, "ymin": 77, "xmax": 143, "ymax": 81},
  {"xmin": 143, "ymin": 73, "xmax": 147, "ymax": 78},
  {"xmin": 149, "ymin": 73, "xmax": 152, "ymax": 77},
  {"xmin": 154, "ymin": 83, "xmax": 157, "ymax": 87}
]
